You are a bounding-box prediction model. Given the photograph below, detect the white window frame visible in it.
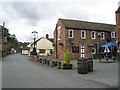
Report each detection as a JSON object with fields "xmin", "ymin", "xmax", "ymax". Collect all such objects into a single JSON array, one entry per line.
[
  {"xmin": 80, "ymin": 45, "xmax": 85, "ymax": 58},
  {"xmin": 91, "ymin": 31, "xmax": 96, "ymax": 39},
  {"xmin": 101, "ymin": 32, "xmax": 105, "ymax": 40},
  {"xmin": 81, "ymin": 30, "xmax": 86, "ymax": 39},
  {"xmin": 57, "ymin": 26, "xmax": 61, "ymax": 40},
  {"xmin": 92, "ymin": 48, "xmax": 96, "ymax": 54},
  {"xmin": 111, "ymin": 32, "xmax": 116, "ymax": 38},
  {"xmin": 69, "ymin": 29, "xmax": 73, "ymax": 38}
]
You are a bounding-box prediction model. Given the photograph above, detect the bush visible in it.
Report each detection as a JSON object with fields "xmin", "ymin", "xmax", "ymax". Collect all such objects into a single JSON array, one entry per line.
[{"xmin": 30, "ymin": 51, "xmax": 37, "ymax": 55}]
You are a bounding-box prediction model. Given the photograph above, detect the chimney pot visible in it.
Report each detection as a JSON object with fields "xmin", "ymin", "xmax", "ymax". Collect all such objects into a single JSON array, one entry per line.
[{"xmin": 46, "ymin": 34, "xmax": 49, "ymax": 39}]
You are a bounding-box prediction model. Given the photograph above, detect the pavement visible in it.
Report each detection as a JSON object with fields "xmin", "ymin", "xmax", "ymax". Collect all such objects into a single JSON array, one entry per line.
[{"xmin": 2, "ymin": 53, "xmax": 119, "ymax": 88}]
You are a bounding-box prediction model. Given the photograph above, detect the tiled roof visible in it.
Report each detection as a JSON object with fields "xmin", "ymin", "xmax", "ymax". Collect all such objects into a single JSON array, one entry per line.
[
  {"xmin": 116, "ymin": 7, "xmax": 120, "ymax": 13},
  {"xmin": 47, "ymin": 38, "xmax": 54, "ymax": 43},
  {"xmin": 59, "ymin": 19, "xmax": 115, "ymax": 32}
]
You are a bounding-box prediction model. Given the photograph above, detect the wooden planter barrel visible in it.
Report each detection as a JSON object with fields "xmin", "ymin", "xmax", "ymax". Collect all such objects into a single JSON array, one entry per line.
[
  {"xmin": 87, "ymin": 57, "xmax": 93, "ymax": 72},
  {"xmin": 77, "ymin": 58, "xmax": 88, "ymax": 74}
]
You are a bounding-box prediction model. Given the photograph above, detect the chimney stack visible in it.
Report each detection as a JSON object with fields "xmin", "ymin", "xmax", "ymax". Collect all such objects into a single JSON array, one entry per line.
[{"xmin": 46, "ymin": 34, "xmax": 49, "ymax": 39}]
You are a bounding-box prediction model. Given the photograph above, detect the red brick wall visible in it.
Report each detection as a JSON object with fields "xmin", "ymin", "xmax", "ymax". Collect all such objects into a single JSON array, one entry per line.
[
  {"xmin": 54, "ymin": 20, "xmax": 110, "ymax": 60},
  {"xmin": 116, "ymin": 12, "xmax": 120, "ymax": 43}
]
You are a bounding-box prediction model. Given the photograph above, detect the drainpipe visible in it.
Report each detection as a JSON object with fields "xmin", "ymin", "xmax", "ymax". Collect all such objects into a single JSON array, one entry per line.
[{"xmin": 55, "ymin": 24, "xmax": 58, "ymax": 59}]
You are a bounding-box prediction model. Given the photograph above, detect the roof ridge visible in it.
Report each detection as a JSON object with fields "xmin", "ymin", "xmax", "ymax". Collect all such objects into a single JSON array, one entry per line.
[{"xmin": 59, "ymin": 18, "xmax": 115, "ymax": 26}]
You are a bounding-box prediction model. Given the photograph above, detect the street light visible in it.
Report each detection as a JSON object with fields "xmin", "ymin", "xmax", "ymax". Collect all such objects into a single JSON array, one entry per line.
[{"xmin": 32, "ymin": 31, "xmax": 38, "ymax": 55}]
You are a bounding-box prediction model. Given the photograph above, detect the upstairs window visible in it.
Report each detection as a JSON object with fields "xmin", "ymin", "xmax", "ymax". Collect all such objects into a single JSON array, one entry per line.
[
  {"xmin": 72, "ymin": 46, "xmax": 79, "ymax": 53},
  {"xmin": 111, "ymin": 32, "xmax": 116, "ymax": 38},
  {"xmin": 91, "ymin": 31, "xmax": 96, "ymax": 39},
  {"xmin": 69, "ymin": 29, "xmax": 73, "ymax": 38},
  {"xmin": 57, "ymin": 26, "xmax": 61, "ymax": 40},
  {"xmin": 101, "ymin": 32, "xmax": 105, "ymax": 40},
  {"xmin": 81, "ymin": 30, "xmax": 86, "ymax": 39}
]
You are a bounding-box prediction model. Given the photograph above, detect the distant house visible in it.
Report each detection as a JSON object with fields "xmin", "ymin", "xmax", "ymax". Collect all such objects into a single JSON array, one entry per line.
[
  {"xmin": 28, "ymin": 34, "xmax": 54, "ymax": 56},
  {"xmin": 21, "ymin": 47, "xmax": 29, "ymax": 55}
]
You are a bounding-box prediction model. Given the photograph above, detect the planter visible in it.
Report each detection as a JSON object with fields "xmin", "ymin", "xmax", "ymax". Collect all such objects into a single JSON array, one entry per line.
[
  {"xmin": 57, "ymin": 61, "xmax": 61, "ymax": 69},
  {"xmin": 39, "ymin": 58, "xmax": 42, "ymax": 63},
  {"xmin": 47, "ymin": 60, "xmax": 50, "ymax": 65},
  {"xmin": 87, "ymin": 57, "xmax": 93, "ymax": 72},
  {"xmin": 77, "ymin": 58, "xmax": 88, "ymax": 74},
  {"xmin": 50, "ymin": 61, "xmax": 55, "ymax": 67},
  {"xmin": 62, "ymin": 64, "xmax": 72, "ymax": 69}
]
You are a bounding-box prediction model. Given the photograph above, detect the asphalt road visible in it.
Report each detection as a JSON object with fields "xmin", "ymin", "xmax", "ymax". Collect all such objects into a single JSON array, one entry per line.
[{"xmin": 2, "ymin": 53, "xmax": 112, "ymax": 88}]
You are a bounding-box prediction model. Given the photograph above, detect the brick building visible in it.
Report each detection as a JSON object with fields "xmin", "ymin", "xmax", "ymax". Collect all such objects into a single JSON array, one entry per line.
[
  {"xmin": 116, "ymin": 5, "xmax": 120, "ymax": 59},
  {"xmin": 54, "ymin": 19, "xmax": 115, "ymax": 60},
  {"xmin": 54, "ymin": 6, "xmax": 119, "ymax": 60}
]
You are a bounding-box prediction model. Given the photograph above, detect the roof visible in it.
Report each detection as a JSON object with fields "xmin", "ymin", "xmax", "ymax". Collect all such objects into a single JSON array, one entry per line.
[
  {"xmin": 22, "ymin": 47, "xmax": 29, "ymax": 50},
  {"xmin": 59, "ymin": 19, "xmax": 115, "ymax": 32},
  {"xmin": 47, "ymin": 38, "xmax": 54, "ymax": 43},
  {"xmin": 116, "ymin": 7, "xmax": 120, "ymax": 13},
  {"xmin": 30, "ymin": 37, "xmax": 54, "ymax": 46}
]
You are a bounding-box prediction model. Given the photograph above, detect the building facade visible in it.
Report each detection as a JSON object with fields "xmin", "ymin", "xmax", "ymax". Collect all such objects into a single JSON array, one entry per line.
[
  {"xmin": 28, "ymin": 34, "xmax": 54, "ymax": 56},
  {"xmin": 54, "ymin": 19, "xmax": 116, "ymax": 60}
]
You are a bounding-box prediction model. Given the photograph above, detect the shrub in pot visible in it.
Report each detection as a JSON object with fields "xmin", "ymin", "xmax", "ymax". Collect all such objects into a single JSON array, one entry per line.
[
  {"xmin": 50, "ymin": 59, "xmax": 58, "ymax": 67},
  {"xmin": 61, "ymin": 49, "xmax": 73, "ymax": 69}
]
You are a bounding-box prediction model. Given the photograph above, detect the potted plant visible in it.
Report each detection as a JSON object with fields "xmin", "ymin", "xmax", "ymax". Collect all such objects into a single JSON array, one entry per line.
[
  {"xmin": 61, "ymin": 49, "xmax": 73, "ymax": 69},
  {"xmin": 50, "ymin": 59, "xmax": 58, "ymax": 67}
]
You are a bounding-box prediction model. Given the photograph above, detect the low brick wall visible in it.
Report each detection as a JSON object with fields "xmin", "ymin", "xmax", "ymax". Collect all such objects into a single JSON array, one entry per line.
[{"xmin": 31, "ymin": 55, "xmax": 38, "ymax": 62}]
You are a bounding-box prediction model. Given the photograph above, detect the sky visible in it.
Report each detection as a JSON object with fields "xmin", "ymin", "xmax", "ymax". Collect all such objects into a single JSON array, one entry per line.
[{"xmin": 0, "ymin": 0, "xmax": 120, "ymax": 42}]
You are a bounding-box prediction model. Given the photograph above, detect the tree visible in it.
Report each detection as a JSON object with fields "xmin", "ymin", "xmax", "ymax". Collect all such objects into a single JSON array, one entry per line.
[{"xmin": 64, "ymin": 49, "xmax": 71, "ymax": 64}]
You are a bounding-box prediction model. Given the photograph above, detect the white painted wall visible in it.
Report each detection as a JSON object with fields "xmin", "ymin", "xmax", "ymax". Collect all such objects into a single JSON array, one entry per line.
[
  {"xmin": 22, "ymin": 50, "xmax": 29, "ymax": 55},
  {"xmin": 36, "ymin": 37, "xmax": 54, "ymax": 56},
  {"xmin": 37, "ymin": 37, "xmax": 53, "ymax": 50}
]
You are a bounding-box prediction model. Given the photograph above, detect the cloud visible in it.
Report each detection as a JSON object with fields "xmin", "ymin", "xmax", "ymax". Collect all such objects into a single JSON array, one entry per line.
[{"xmin": 0, "ymin": 0, "xmax": 119, "ymax": 42}]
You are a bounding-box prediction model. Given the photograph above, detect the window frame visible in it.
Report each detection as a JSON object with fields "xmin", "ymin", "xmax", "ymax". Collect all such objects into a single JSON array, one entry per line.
[
  {"xmin": 91, "ymin": 31, "xmax": 96, "ymax": 39},
  {"xmin": 81, "ymin": 30, "xmax": 86, "ymax": 39},
  {"xmin": 68, "ymin": 29, "xmax": 73, "ymax": 38},
  {"xmin": 39, "ymin": 49, "xmax": 45, "ymax": 53},
  {"xmin": 92, "ymin": 48, "xmax": 96, "ymax": 54},
  {"xmin": 101, "ymin": 32, "xmax": 105, "ymax": 40},
  {"xmin": 72, "ymin": 46, "xmax": 79, "ymax": 53},
  {"xmin": 57, "ymin": 26, "xmax": 61, "ymax": 40},
  {"xmin": 111, "ymin": 32, "xmax": 116, "ymax": 38}
]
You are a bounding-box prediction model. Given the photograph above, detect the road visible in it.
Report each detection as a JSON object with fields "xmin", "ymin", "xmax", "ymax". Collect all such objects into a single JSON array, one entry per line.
[{"xmin": 2, "ymin": 53, "xmax": 114, "ymax": 88}]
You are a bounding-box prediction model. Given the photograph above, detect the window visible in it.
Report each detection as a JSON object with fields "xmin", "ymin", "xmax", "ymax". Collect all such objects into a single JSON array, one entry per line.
[
  {"xmin": 57, "ymin": 26, "xmax": 61, "ymax": 40},
  {"xmin": 72, "ymin": 46, "xmax": 79, "ymax": 53},
  {"xmin": 81, "ymin": 30, "xmax": 86, "ymax": 39},
  {"xmin": 101, "ymin": 32, "xmax": 105, "ymax": 40},
  {"xmin": 80, "ymin": 45, "xmax": 85, "ymax": 58},
  {"xmin": 91, "ymin": 31, "xmax": 96, "ymax": 39},
  {"xmin": 111, "ymin": 32, "xmax": 116, "ymax": 38},
  {"xmin": 39, "ymin": 49, "xmax": 45, "ymax": 53},
  {"xmin": 69, "ymin": 29, "xmax": 73, "ymax": 38},
  {"xmin": 92, "ymin": 48, "xmax": 96, "ymax": 54}
]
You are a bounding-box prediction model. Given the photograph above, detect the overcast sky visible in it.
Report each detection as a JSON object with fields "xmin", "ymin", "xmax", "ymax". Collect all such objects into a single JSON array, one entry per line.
[{"xmin": 0, "ymin": 0, "xmax": 120, "ymax": 42}]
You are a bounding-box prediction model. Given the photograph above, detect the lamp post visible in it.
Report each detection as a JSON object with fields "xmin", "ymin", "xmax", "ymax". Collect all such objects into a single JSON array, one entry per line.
[{"xmin": 32, "ymin": 31, "xmax": 38, "ymax": 55}]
